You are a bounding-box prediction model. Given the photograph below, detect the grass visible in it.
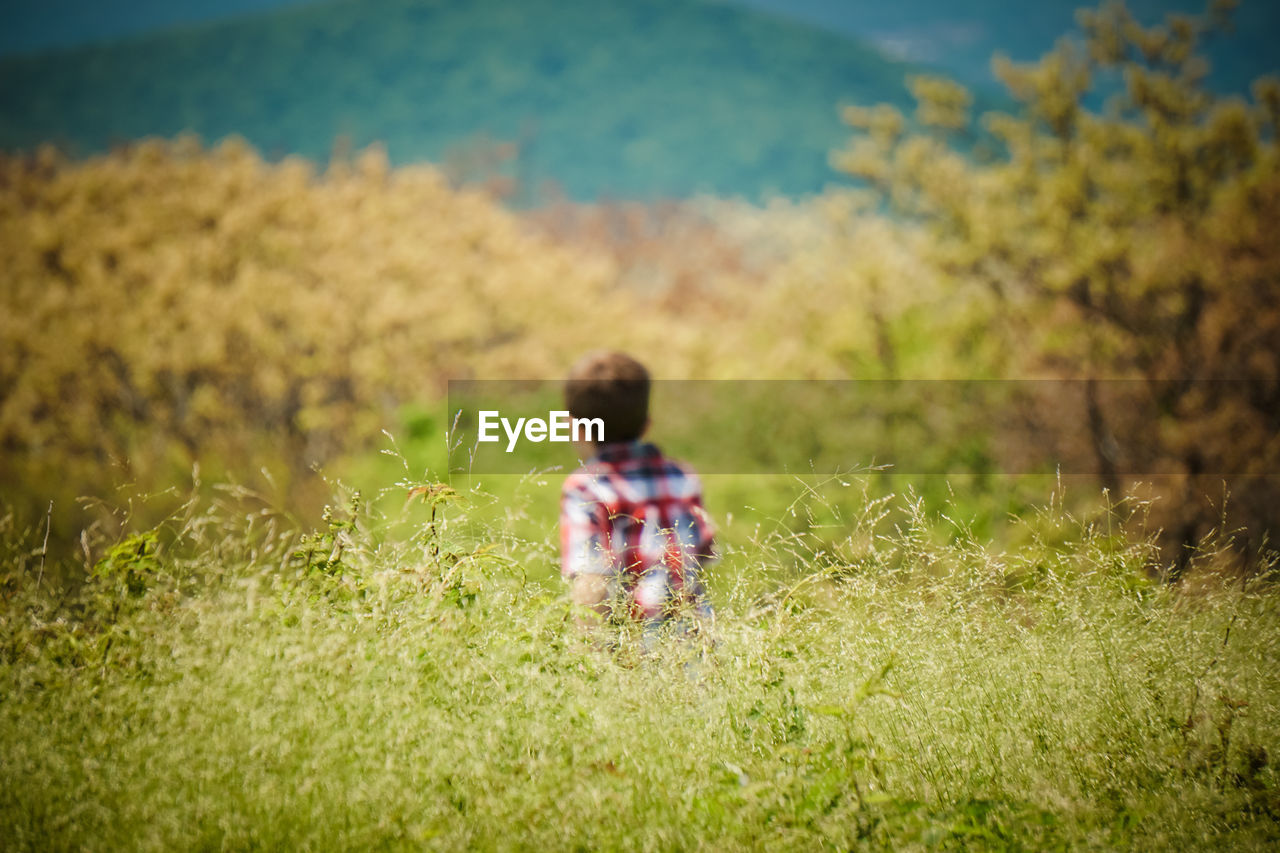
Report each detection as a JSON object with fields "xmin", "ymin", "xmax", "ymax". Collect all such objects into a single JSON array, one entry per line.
[{"xmin": 1, "ymin": 475, "xmax": 1278, "ymax": 850}]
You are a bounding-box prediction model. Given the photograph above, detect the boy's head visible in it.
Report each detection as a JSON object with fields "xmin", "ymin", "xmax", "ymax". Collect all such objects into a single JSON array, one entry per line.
[{"xmin": 565, "ymin": 351, "xmax": 650, "ymax": 444}]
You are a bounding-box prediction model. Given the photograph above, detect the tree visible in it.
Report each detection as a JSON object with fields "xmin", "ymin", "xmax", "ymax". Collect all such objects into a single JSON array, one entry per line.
[{"xmin": 835, "ymin": 0, "xmax": 1280, "ymax": 575}]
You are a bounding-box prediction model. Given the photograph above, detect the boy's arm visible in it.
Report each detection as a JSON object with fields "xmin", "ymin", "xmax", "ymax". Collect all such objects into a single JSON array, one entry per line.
[
  {"xmin": 570, "ymin": 575, "xmax": 610, "ymax": 621},
  {"xmin": 689, "ymin": 480, "xmax": 717, "ymax": 566},
  {"xmin": 560, "ymin": 475, "xmax": 612, "ymax": 623},
  {"xmin": 675, "ymin": 476, "xmax": 717, "ymax": 620}
]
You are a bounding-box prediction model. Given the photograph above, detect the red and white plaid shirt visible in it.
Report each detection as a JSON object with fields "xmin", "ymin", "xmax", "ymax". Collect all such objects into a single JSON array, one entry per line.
[{"xmin": 560, "ymin": 441, "xmax": 715, "ymax": 620}]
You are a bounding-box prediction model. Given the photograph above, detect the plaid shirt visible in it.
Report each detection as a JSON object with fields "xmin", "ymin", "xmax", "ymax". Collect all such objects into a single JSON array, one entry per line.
[{"xmin": 560, "ymin": 441, "xmax": 715, "ymax": 619}]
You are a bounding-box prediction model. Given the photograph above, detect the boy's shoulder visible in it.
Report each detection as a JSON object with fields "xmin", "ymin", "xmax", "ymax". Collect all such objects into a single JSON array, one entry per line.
[{"xmin": 562, "ymin": 441, "xmax": 702, "ymax": 496}]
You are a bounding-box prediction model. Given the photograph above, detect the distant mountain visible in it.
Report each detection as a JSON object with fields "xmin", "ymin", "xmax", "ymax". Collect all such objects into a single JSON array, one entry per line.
[
  {"xmin": 0, "ymin": 0, "xmax": 311, "ymax": 57},
  {"xmin": 732, "ymin": 0, "xmax": 1280, "ymax": 96},
  {"xmin": 0, "ymin": 0, "xmax": 957, "ymax": 200}
]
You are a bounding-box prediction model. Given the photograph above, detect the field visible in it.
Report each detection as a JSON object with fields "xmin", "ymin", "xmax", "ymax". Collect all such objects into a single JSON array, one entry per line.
[
  {"xmin": 3, "ymin": 1, "xmax": 1279, "ymax": 848},
  {"xmin": 2, "ymin": 475, "xmax": 1278, "ymax": 849}
]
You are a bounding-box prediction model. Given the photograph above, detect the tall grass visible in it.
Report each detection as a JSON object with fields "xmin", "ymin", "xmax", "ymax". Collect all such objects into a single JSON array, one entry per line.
[{"xmin": 1, "ymin": 477, "xmax": 1277, "ymax": 850}]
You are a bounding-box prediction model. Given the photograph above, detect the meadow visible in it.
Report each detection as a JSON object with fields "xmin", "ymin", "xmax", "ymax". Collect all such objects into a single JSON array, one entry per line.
[
  {"xmin": 3, "ymin": 2, "xmax": 1279, "ymax": 847},
  {"xmin": 2, "ymin": 473, "xmax": 1278, "ymax": 849}
]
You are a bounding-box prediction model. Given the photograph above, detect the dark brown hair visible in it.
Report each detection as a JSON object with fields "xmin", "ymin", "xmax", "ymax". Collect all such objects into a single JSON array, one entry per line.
[{"xmin": 564, "ymin": 351, "xmax": 650, "ymax": 443}]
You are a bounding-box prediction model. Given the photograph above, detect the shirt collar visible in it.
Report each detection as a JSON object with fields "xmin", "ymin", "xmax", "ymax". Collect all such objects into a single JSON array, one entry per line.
[{"xmin": 590, "ymin": 440, "xmax": 659, "ymax": 464}]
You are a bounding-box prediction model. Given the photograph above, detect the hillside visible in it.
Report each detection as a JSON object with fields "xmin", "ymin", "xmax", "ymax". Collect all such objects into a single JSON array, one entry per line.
[
  {"xmin": 1, "ymin": 0, "xmax": 310, "ymax": 57},
  {"xmin": 0, "ymin": 0, "xmax": 937, "ymax": 200},
  {"xmin": 733, "ymin": 0, "xmax": 1280, "ymax": 95}
]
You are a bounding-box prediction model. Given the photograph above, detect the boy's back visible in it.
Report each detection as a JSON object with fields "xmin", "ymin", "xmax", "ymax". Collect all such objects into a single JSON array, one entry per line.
[
  {"xmin": 561, "ymin": 440, "xmax": 714, "ymax": 620},
  {"xmin": 558, "ymin": 352, "xmax": 714, "ymax": 624}
]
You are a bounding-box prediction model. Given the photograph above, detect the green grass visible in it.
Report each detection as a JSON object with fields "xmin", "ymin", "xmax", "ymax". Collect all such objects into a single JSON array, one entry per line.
[
  {"xmin": 2, "ymin": 475, "xmax": 1278, "ymax": 850},
  {"xmin": 337, "ymin": 398, "xmax": 1114, "ymax": 576}
]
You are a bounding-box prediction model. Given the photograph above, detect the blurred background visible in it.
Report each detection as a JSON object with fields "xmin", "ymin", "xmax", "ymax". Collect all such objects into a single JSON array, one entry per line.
[
  {"xmin": 2, "ymin": 0, "xmax": 1277, "ymax": 197},
  {"xmin": 1, "ymin": 0, "xmax": 1277, "ymax": 578}
]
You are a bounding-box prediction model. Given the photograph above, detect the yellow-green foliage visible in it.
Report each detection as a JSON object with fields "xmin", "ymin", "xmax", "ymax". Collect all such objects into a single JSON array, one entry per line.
[
  {"xmin": 7, "ymin": 1, "xmax": 1272, "ymax": 568},
  {"xmin": 1, "ymin": 136, "xmax": 986, "ymax": 526},
  {"xmin": 726, "ymin": 199, "xmax": 1004, "ymax": 380},
  {"xmin": 0, "ymin": 137, "xmax": 676, "ymax": 510},
  {"xmin": 834, "ymin": 1, "xmax": 1280, "ymax": 567},
  {"xmin": 1, "ymin": 482, "xmax": 1277, "ymax": 849}
]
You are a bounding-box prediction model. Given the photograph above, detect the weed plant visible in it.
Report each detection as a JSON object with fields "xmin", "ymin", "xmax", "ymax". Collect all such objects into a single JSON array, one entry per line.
[{"xmin": 1, "ymin": 476, "xmax": 1277, "ymax": 850}]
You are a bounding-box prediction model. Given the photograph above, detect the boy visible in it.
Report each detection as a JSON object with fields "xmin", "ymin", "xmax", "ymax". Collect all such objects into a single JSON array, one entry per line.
[{"xmin": 559, "ymin": 351, "xmax": 715, "ymax": 630}]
